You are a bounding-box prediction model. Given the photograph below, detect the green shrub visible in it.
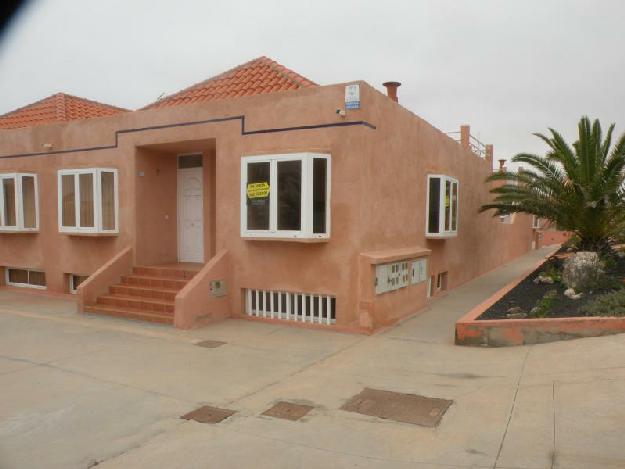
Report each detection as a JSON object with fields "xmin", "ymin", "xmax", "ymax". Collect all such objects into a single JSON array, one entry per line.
[
  {"xmin": 542, "ymin": 264, "xmax": 562, "ymax": 283},
  {"xmin": 601, "ymin": 254, "xmax": 618, "ymax": 271},
  {"xmin": 582, "ymin": 272, "xmax": 624, "ymax": 293},
  {"xmin": 582, "ymin": 289, "xmax": 625, "ymax": 317},
  {"xmin": 562, "ymin": 234, "xmax": 581, "ymax": 251},
  {"xmin": 531, "ymin": 289, "xmax": 558, "ymax": 318}
]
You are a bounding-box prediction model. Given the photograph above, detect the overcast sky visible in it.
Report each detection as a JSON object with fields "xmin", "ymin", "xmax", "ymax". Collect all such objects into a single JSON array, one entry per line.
[{"xmin": 1, "ymin": 0, "xmax": 623, "ymax": 165}]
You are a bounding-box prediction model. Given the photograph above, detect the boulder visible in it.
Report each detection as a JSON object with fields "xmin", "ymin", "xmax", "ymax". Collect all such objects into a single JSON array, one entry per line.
[
  {"xmin": 564, "ymin": 288, "xmax": 584, "ymax": 300},
  {"xmin": 506, "ymin": 312, "xmax": 528, "ymax": 319},
  {"xmin": 506, "ymin": 307, "xmax": 527, "ymax": 319},
  {"xmin": 533, "ymin": 275, "xmax": 554, "ymax": 284},
  {"xmin": 562, "ymin": 251, "xmax": 604, "ymax": 291}
]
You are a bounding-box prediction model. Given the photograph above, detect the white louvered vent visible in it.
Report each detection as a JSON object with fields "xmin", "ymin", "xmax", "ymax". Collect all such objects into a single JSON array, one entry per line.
[{"xmin": 245, "ymin": 289, "xmax": 336, "ymax": 325}]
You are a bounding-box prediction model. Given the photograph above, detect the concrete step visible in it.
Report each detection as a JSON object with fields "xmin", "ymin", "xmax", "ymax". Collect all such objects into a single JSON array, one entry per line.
[
  {"xmin": 97, "ymin": 294, "xmax": 174, "ymax": 314},
  {"xmin": 84, "ymin": 304, "xmax": 174, "ymax": 325},
  {"xmin": 133, "ymin": 265, "xmax": 199, "ymax": 280},
  {"xmin": 120, "ymin": 275, "xmax": 188, "ymax": 290},
  {"xmin": 109, "ymin": 284, "xmax": 178, "ymax": 301}
]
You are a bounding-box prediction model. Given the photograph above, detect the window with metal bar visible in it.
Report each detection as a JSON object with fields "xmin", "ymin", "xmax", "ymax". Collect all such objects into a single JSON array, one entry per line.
[{"xmin": 245, "ymin": 288, "xmax": 336, "ymax": 325}]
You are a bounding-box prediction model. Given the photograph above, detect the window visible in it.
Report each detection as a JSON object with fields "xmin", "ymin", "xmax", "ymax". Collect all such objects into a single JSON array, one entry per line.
[
  {"xmin": 0, "ymin": 173, "xmax": 38, "ymax": 231},
  {"xmin": 69, "ymin": 274, "xmax": 88, "ymax": 294},
  {"xmin": 58, "ymin": 169, "xmax": 118, "ymax": 234},
  {"xmin": 241, "ymin": 153, "xmax": 330, "ymax": 239},
  {"xmin": 178, "ymin": 154, "xmax": 203, "ymax": 169},
  {"xmin": 5, "ymin": 267, "xmax": 46, "ymax": 289},
  {"xmin": 426, "ymin": 175, "xmax": 458, "ymax": 238},
  {"xmin": 532, "ymin": 215, "xmax": 541, "ymax": 229},
  {"xmin": 437, "ymin": 271, "xmax": 449, "ymax": 291}
]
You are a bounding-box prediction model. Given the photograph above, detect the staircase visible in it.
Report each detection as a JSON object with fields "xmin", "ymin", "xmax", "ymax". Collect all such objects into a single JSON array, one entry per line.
[{"xmin": 84, "ymin": 265, "xmax": 200, "ymax": 324}]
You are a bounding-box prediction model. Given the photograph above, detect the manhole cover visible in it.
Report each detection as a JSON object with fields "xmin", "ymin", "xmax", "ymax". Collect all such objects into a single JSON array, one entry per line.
[
  {"xmin": 195, "ymin": 340, "xmax": 226, "ymax": 348},
  {"xmin": 180, "ymin": 405, "xmax": 236, "ymax": 424},
  {"xmin": 341, "ymin": 388, "xmax": 452, "ymax": 427},
  {"xmin": 262, "ymin": 401, "xmax": 314, "ymax": 421}
]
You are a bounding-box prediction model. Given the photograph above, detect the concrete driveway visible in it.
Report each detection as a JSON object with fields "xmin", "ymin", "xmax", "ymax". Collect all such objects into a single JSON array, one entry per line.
[{"xmin": 1, "ymin": 247, "xmax": 624, "ymax": 469}]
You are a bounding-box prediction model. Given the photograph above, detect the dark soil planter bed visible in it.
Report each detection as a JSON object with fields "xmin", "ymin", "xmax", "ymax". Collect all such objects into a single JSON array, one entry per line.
[
  {"xmin": 456, "ymin": 250, "xmax": 625, "ymax": 347},
  {"xmin": 479, "ymin": 253, "xmax": 625, "ymax": 320}
]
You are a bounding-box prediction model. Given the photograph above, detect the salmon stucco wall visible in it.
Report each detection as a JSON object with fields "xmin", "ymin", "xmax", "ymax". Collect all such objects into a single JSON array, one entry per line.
[
  {"xmin": 353, "ymin": 83, "xmax": 534, "ymax": 326},
  {"xmin": 174, "ymin": 249, "xmax": 231, "ymax": 328},
  {"xmin": 0, "ymin": 126, "xmax": 136, "ymax": 292},
  {"xmin": 537, "ymin": 230, "xmax": 571, "ymax": 248},
  {"xmin": 77, "ymin": 246, "xmax": 133, "ymax": 311},
  {"xmin": 134, "ymin": 148, "xmax": 178, "ymax": 265}
]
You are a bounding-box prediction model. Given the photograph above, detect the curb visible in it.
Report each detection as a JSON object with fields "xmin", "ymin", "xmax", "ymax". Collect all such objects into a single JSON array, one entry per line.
[{"xmin": 455, "ymin": 252, "xmax": 625, "ymax": 347}]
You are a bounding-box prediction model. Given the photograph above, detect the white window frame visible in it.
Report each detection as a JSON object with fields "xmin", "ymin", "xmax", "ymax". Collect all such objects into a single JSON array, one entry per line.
[
  {"xmin": 532, "ymin": 215, "xmax": 541, "ymax": 229},
  {"xmin": 68, "ymin": 273, "xmax": 88, "ymax": 294},
  {"xmin": 0, "ymin": 173, "xmax": 39, "ymax": 232},
  {"xmin": 4, "ymin": 267, "xmax": 46, "ymax": 290},
  {"xmin": 425, "ymin": 174, "xmax": 459, "ymax": 238},
  {"xmin": 240, "ymin": 153, "xmax": 331, "ymax": 240},
  {"xmin": 57, "ymin": 168, "xmax": 119, "ymax": 234}
]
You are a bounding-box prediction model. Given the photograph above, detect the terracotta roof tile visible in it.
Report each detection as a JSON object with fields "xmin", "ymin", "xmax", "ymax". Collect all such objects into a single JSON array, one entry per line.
[
  {"xmin": 144, "ymin": 56, "xmax": 317, "ymax": 109},
  {"xmin": 0, "ymin": 93, "xmax": 127, "ymax": 130}
]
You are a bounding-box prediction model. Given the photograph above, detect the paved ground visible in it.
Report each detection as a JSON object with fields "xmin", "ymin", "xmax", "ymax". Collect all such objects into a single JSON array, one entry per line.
[{"xmin": 1, "ymin": 247, "xmax": 624, "ymax": 469}]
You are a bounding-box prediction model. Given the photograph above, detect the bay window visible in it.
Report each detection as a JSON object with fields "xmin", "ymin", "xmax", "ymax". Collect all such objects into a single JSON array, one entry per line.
[
  {"xmin": 426, "ymin": 175, "xmax": 458, "ymax": 238},
  {"xmin": 0, "ymin": 173, "xmax": 38, "ymax": 232},
  {"xmin": 58, "ymin": 168, "xmax": 118, "ymax": 234},
  {"xmin": 241, "ymin": 153, "xmax": 330, "ymax": 239}
]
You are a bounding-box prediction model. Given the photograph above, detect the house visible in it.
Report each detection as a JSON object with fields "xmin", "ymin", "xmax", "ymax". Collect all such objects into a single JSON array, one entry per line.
[
  {"xmin": 0, "ymin": 56, "xmax": 535, "ymax": 332},
  {"xmin": 532, "ymin": 216, "xmax": 571, "ymax": 248}
]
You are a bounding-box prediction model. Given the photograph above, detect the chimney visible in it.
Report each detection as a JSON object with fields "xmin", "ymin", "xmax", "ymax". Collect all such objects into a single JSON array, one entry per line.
[
  {"xmin": 460, "ymin": 125, "xmax": 470, "ymax": 150},
  {"xmin": 485, "ymin": 144, "xmax": 493, "ymax": 167},
  {"xmin": 498, "ymin": 159, "xmax": 506, "ymax": 172},
  {"xmin": 382, "ymin": 81, "xmax": 401, "ymax": 102}
]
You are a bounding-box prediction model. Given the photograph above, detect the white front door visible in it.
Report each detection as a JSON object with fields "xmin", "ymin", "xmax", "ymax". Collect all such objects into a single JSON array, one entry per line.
[{"xmin": 177, "ymin": 167, "xmax": 204, "ymax": 263}]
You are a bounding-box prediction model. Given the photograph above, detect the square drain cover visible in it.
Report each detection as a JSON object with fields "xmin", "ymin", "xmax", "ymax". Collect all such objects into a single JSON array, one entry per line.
[
  {"xmin": 181, "ymin": 405, "xmax": 236, "ymax": 424},
  {"xmin": 196, "ymin": 340, "xmax": 226, "ymax": 349},
  {"xmin": 262, "ymin": 401, "xmax": 314, "ymax": 421},
  {"xmin": 341, "ymin": 388, "xmax": 452, "ymax": 427}
]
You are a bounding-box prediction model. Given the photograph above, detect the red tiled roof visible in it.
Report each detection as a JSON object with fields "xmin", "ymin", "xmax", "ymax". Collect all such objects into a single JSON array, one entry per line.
[
  {"xmin": 144, "ymin": 56, "xmax": 317, "ymax": 109},
  {"xmin": 0, "ymin": 93, "xmax": 127, "ymax": 130}
]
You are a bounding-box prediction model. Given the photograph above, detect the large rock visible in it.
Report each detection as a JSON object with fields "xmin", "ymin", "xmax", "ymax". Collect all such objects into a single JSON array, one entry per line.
[
  {"xmin": 564, "ymin": 288, "xmax": 584, "ymax": 300},
  {"xmin": 562, "ymin": 251, "xmax": 604, "ymax": 291}
]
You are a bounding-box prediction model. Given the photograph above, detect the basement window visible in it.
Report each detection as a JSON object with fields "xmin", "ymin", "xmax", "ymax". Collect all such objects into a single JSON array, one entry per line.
[
  {"xmin": 58, "ymin": 169, "xmax": 118, "ymax": 234},
  {"xmin": 426, "ymin": 175, "xmax": 458, "ymax": 238},
  {"xmin": 0, "ymin": 173, "xmax": 39, "ymax": 232},
  {"xmin": 5, "ymin": 267, "xmax": 46, "ymax": 289},
  {"xmin": 241, "ymin": 153, "xmax": 330, "ymax": 240},
  {"xmin": 69, "ymin": 274, "xmax": 88, "ymax": 294}
]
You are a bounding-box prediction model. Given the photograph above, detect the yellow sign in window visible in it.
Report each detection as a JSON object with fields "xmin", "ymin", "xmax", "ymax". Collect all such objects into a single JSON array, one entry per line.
[{"xmin": 247, "ymin": 182, "xmax": 270, "ymax": 199}]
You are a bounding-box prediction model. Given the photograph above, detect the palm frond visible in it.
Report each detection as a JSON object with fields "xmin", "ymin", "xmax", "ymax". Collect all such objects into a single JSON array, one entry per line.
[{"xmin": 481, "ymin": 116, "xmax": 625, "ymax": 249}]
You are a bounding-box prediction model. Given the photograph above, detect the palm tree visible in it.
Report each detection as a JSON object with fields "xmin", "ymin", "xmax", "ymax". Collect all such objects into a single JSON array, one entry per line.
[{"xmin": 481, "ymin": 117, "xmax": 625, "ymax": 252}]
